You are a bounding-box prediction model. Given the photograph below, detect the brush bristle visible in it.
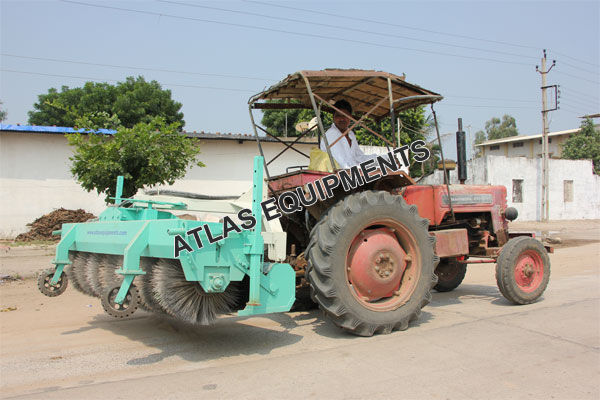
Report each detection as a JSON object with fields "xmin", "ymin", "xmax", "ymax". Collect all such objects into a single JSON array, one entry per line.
[
  {"xmin": 98, "ymin": 254, "xmax": 121, "ymax": 291},
  {"xmin": 136, "ymin": 258, "xmax": 167, "ymax": 313},
  {"xmin": 67, "ymin": 252, "xmax": 89, "ymax": 295},
  {"xmin": 84, "ymin": 253, "xmax": 103, "ymax": 297},
  {"xmin": 151, "ymin": 258, "xmax": 238, "ymax": 325}
]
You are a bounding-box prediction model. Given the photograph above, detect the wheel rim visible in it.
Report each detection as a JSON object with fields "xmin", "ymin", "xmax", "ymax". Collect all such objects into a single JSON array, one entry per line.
[
  {"xmin": 514, "ymin": 250, "xmax": 544, "ymax": 293},
  {"xmin": 345, "ymin": 219, "xmax": 421, "ymax": 312},
  {"xmin": 44, "ymin": 272, "xmax": 63, "ymax": 292},
  {"xmin": 108, "ymin": 288, "xmax": 131, "ymax": 311}
]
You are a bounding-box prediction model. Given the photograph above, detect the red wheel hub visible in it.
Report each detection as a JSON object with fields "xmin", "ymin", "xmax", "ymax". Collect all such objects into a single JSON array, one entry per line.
[
  {"xmin": 514, "ymin": 250, "xmax": 544, "ymax": 293},
  {"xmin": 347, "ymin": 228, "xmax": 407, "ymax": 301}
]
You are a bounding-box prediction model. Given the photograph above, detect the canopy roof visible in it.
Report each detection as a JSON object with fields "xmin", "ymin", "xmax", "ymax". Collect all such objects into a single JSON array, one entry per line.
[{"xmin": 249, "ymin": 69, "xmax": 442, "ymax": 120}]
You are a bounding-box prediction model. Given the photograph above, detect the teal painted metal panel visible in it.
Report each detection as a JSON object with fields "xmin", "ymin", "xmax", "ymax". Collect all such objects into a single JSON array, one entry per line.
[{"xmin": 49, "ymin": 156, "xmax": 295, "ymax": 316}]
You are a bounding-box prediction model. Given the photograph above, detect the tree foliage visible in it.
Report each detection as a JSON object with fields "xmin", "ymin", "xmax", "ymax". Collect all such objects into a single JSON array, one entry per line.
[
  {"xmin": 0, "ymin": 100, "xmax": 7, "ymax": 122},
  {"xmin": 28, "ymin": 76, "xmax": 184, "ymax": 128},
  {"xmin": 261, "ymin": 103, "xmax": 436, "ymax": 176},
  {"xmin": 486, "ymin": 115, "xmax": 519, "ymax": 139},
  {"xmin": 473, "ymin": 114, "xmax": 519, "ymax": 157},
  {"xmin": 67, "ymin": 116, "xmax": 203, "ymax": 202},
  {"xmin": 561, "ymin": 118, "xmax": 600, "ymax": 174},
  {"xmin": 261, "ymin": 102, "xmax": 429, "ymax": 144}
]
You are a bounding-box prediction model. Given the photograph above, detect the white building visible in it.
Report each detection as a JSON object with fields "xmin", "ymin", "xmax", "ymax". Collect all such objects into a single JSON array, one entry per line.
[
  {"xmin": 0, "ymin": 124, "xmax": 386, "ymax": 238},
  {"xmin": 421, "ymin": 156, "xmax": 600, "ymax": 221},
  {"xmin": 475, "ymin": 128, "xmax": 578, "ymax": 159}
]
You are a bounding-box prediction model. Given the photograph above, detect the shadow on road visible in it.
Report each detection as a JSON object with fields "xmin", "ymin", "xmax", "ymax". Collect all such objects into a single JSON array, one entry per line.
[
  {"xmin": 62, "ymin": 312, "xmax": 304, "ymax": 366},
  {"xmin": 58, "ymin": 282, "xmax": 515, "ymax": 366},
  {"xmin": 429, "ymin": 283, "xmax": 512, "ymax": 307}
]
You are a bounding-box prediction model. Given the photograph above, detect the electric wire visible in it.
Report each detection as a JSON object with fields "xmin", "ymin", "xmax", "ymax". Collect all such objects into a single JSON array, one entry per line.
[
  {"xmin": 0, "ymin": 69, "xmax": 257, "ymax": 92},
  {"xmin": 58, "ymin": 0, "xmax": 532, "ymax": 66},
  {"xmin": 247, "ymin": 0, "xmax": 600, "ymax": 71},
  {"xmin": 160, "ymin": 0, "xmax": 538, "ymax": 61},
  {"xmin": 0, "ymin": 53, "xmax": 275, "ymax": 82},
  {"xmin": 555, "ymin": 70, "xmax": 600, "ymax": 85},
  {"xmin": 560, "ymin": 87, "xmax": 600, "ymax": 102},
  {"xmin": 441, "ymin": 103, "xmax": 538, "ymax": 109},
  {"xmin": 446, "ymin": 95, "xmax": 538, "ymax": 103},
  {"xmin": 555, "ymin": 59, "xmax": 599, "ymax": 76},
  {"xmin": 560, "ymin": 96, "xmax": 598, "ymax": 110},
  {"xmin": 550, "ymin": 49, "xmax": 600, "ymax": 68},
  {"xmin": 244, "ymin": 0, "xmax": 541, "ymax": 51},
  {"xmin": 4, "ymin": 52, "xmax": 548, "ymax": 105}
]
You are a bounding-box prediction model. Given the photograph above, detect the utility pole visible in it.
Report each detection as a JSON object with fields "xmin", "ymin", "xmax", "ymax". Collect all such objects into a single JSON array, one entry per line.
[{"xmin": 536, "ymin": 50, "xmax": 556, "ymax": 222}]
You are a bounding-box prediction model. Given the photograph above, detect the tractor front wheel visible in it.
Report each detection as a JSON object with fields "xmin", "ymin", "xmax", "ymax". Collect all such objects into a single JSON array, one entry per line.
[
  {"xmin": 434, "ymin": 259, "xmax": 467, "ymax": 292},
  {"xmin": 495, "ymin": 237, "xmax": 550, "ymax": 304},
  {"xmin": 306, "ymin": 191, "xmax": 438, "ymax": 336}
]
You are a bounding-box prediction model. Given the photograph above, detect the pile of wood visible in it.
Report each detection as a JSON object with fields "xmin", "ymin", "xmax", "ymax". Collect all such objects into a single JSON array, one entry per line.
[{"xmin": 16, "ymin": 208, "xmax": 96, "ymax": 241}]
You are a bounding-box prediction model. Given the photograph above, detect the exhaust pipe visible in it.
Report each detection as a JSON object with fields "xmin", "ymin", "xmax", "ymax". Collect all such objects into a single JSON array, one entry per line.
[{"xmin": 456, "ymin": 118, "xmax": 467, "ymax": 184}]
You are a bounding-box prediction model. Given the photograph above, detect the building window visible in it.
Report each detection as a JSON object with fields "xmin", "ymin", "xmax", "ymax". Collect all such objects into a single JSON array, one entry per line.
[
  {"xmin": 490, "ymin": 145, "xmax": 500, "ymax": 151},
  {"xmin": 512, "ymin": 179, "xmax": 523, "ymax": 203},
  {"xmin": 564, "ymin": 180, "xmax": 573, "ymax": 202},
  {"xmin": 538, "ymin": 138, "xmax": 552, "ymax": 144},
  {"xmin": 512, "ymin": 142, "xmax": 524, "ymax": 148}
]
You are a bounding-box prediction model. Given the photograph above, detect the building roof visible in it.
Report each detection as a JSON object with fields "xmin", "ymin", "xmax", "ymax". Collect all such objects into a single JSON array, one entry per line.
[
  {"xmin": 0, "ymin": 124, "xmax": 117, "ymax": 135},
  {"xmin": 0, "ymin": 124, "xmax": 319, "ymax": 144},
  {"xmin": 474, "ymin": 128, "xmax": 579, "ymax": 147}
]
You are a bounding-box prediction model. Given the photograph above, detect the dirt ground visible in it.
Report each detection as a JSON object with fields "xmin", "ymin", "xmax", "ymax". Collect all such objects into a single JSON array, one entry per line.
[{"xmin": 0, "ymin": 219, "xmax": 598, "ymax": 399}]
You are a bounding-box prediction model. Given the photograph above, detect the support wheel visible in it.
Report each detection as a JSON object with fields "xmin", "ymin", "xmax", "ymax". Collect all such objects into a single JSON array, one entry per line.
[
  {"xmin": 496, "ymin": 237, "xmax": 550, "ymax": 304},
  {"xmin": 101, "ymin": 284, "xmax": 140, "ymax": 318},
  {"xmin": 306, "ymin": 191, "xmax": 438, "ymax": 336},
  {"xmin": 37, "ymin": 269, "xmax": 68, "ymax": 297},
  {"xmin": 434, "ymin": 259, "xmax": 467, "ymax": 292}
]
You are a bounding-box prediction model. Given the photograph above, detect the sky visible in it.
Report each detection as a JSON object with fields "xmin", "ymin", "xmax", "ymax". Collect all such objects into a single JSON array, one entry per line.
[{"xmin": 1, "ymin": 0, "xmax": 599, "ymax": 159}]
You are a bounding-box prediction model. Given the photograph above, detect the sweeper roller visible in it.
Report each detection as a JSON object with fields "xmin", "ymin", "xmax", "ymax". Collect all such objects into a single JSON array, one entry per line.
[{"xmin": 38, "ymin": 156, "xmax": 296, "ymax": 324}]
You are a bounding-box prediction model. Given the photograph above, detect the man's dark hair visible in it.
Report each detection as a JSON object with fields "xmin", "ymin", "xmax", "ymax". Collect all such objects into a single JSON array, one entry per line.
[{"xmin": 333, "ymin": 100, "xmax": 352, "ymax": 115}]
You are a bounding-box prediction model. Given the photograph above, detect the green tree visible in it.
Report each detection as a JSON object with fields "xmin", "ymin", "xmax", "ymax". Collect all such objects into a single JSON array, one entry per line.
[
  {"xmin": 28, "ymin": 76, "xmax": 184, "ymax": 128},
  {"xmin": 261, "ymin": 102, "xmax": 429, "ymax": 144},
  {"xmin": 261, "ymin": 103, "xmax": 434, "ymax": 175},
  {"xmin": 561, "ymin": 118, "xmax": 600, "ymax": 174},
  {"xmin": 67, "ymin": 116, "xmax": 203, "ymax": 202},
  {"xmin": 0, "ymin": 100, "xmax": 7, "ymax": 122},
  {"xmin": 473, "ymin": 114, "xmax": 519, "ymax": 157},
  {"xmin": 486, "ymin": 114, "xmax": 519, "ymax": 140}
]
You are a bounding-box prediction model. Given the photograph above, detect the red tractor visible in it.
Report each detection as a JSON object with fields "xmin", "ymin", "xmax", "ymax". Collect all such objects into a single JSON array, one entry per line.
[{"xmin": 249, "ymin": 69, "xmax": 551, "ymax": 336}]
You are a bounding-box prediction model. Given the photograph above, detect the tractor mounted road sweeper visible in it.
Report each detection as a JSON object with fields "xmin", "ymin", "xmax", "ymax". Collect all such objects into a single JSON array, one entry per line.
[{"xmin": 38, "ymin": 70, "xmax": 551, "ymax": 336}]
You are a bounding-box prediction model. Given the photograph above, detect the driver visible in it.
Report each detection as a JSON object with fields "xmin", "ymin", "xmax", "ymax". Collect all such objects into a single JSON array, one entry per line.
[{"xmin": 320, "ymin": 100, "xmax": 377, "ymax": 169}]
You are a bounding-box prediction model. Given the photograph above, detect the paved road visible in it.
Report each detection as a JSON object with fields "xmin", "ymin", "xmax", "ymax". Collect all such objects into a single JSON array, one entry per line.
[{"xmin": 1, "ymin": 221, "xmax": 599, "ymax": 399}]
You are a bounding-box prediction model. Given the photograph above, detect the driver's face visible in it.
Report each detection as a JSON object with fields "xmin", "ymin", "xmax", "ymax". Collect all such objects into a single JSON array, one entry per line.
[{"xmin": 333, "ymin": 110, "xmax": 351, "ymax": 132}]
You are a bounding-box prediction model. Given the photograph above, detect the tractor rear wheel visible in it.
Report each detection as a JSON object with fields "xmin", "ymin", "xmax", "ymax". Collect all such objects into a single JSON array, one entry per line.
[
  {"xmin": 496, "ymin": 237, "xmax": 550, "ymax": 304},
  {"xmin": 306, "ymin": 191, "xmax": 438, "ymax": 336},
  {"xmin": 434, "ymin": 259, "xmax": 467, "ymax": 292}
]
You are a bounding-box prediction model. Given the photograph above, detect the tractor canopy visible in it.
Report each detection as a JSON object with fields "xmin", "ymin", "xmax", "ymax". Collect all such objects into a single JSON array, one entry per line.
[{"xmin": 249, "ymin": 69, "xmax": 442, "ymax": 118}]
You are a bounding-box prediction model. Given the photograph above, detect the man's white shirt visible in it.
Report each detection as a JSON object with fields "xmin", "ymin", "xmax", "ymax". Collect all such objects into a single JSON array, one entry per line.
[{"xmin": 320, "ymin": 124, "xmax": 376, "ymax": 169}]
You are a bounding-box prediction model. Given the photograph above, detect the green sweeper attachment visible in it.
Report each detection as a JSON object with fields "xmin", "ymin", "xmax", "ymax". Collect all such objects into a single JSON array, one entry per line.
[{"xmin": 37, "ymin": 157, "xmax": 296, "ymax": 324}]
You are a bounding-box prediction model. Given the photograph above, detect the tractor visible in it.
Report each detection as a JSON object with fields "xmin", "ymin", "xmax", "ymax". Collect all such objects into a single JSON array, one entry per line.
[{"xmin": 37, "ymin": 69, "xmax": 551, "ymax": 336}]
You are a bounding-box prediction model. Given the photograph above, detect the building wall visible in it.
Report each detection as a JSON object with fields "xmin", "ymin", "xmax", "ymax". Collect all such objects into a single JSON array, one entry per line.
[
  {"xmin": 420, "ymin": 155, "xmax": 600, "ymax": 221},
  {"xmin": 0, "ymin": 131, "xmax": 388, "ymax": 237},
  {"xmin": 481, "ymin": 134, "xmax": 569, "ymax": 159}
]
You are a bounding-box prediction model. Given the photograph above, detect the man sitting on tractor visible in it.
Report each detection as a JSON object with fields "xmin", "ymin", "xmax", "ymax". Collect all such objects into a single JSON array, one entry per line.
[{"xmin": 320, "ymin": 100, "xmax": 377, "ymax": 168}]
